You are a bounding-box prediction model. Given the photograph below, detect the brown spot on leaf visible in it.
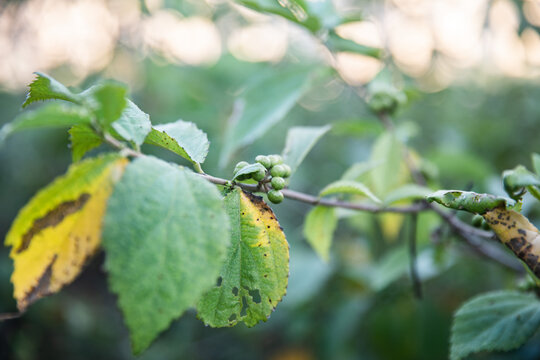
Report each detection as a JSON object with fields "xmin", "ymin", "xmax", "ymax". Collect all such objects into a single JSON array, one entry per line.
[
  {"xmin": 17, "ymin": 193, "xmax": 91, "ymax": 253},
  {"xmin": 19, "ymin": 255, "xmax": 57, "ymax": 311}
]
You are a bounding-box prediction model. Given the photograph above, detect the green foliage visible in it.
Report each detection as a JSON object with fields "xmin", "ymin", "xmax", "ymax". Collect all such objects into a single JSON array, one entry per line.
[
  {"xmin": 450, "ymin": 291, "xmax": 540, "ymax": 360},
  {"xmin": 85, "ymin": 82, "xmax": 127, "ymax": 128},
  {"xmin": 232, "ymin": 162, "xmax": 266, "ymax": 181},
  {"xmin": 145, "ymin": 120, "xmax": 209, "ymax": 165},
  {"xmin": 502, "ymin": 165, "xmax": 540, "ymax": 201},
  {"xmin": 426, "ymin": 190, "xmax": 510, "ymax": 214},
  {"xmin": 111, "ymin": 100, "xmax": 151, "ymax": 146},
  {"xmin": 319, "ymin": 179, "xmax": 381, "ymax": 203},
  {"xmin": 383, "ymin": 184, "xmax": 432, "ymax": 205},
  {"xmin": 102, "ymin": 156, "xmax": 230, "ymax": 354},
  {"xmin": 22, "ymin": 72, "xmax": 82, "ymax": 108},
  {"xmin": 197, "ymin": 188, "xmax": 289, "ymax": 327},
  {"xmin": 220, "ymin": 65, "xmax": 315, "ymax": 165},
  {"xmin": 0, "ymin": 103, "xmax": 92, "ymax": 144},
  {"xmin": 282, "ymin": 125, "xmax": 331, "ymax": 175},
  {"xmin": 369, "ymin": 133, "xmax": 406, "ymax": 197},
  {"xmin": 326, "ymin": 30, "xmax": 382, "ymax": 58},
  {"xmin": 303, "ymin": 206, "xmax": 337, "ymax": 261},
  {"xmin": 68, "ymin": 124, "xmax": 103, "ymax": 162}
]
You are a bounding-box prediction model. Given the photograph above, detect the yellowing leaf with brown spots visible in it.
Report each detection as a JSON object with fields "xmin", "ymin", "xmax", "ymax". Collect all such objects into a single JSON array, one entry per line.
[
  {"xmin": 5, "ymin": 154, "xmax": 127, "ymax": 311},
  {"xmin": 483, "ymin": 208, "xmax": 540, "ymax": 277},
  {"xmin": 197, "ymin": 187, "xmax": 289, "ymax": 327}
]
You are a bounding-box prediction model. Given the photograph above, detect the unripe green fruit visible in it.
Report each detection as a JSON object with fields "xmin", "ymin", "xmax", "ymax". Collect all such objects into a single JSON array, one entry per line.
[
  {"xmin": 234, "ymin": 161, "xmax": 249, "ymax": 174},
  {"xmin": 255, "ymin": 155, "xmax": 272, "ymax": 169},
  {"xmin": 252, "ymin": 169, "xmax": 266, "ymax": 182},
  {"xmin": 471, "ymin": 214, "xmax": 483, "ymax": 228},
  {"xmin": 270, "ymin": 164, "xmax": 286, "ymax": 177},
  {"xmin": 271, "ymin": 176, "xmax": 285, "ymax": 190},
  {"xmin": 481, "ymin": 219, "xmax": 491, "ymax": 231},
  {"xmin": 268, "ymin": 190, "xmax": 284, "ymax": 204},
  {"xmin": 281, "ymin": 164, "xmax": 291, "ymax": 178},
  {"xmin": 268, "ymin": 154, "xmax": 283, "ymax": 167}
]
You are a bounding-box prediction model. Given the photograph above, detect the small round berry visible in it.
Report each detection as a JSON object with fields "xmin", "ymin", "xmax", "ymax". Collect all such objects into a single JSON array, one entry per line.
[
  {"xmin": 471, "ymin": 214, "xmax": 483, "ymax": 228},
  {"xmin": 268, "ymin": 154, "xmax": 283, "ymax": 167},
  {"xmin": 271, "ymin": 176, "xmax": 285, "ymax": 190},
  {"xmin": 481, "ymin": 220, "xmax": 491, "ymax": 231},
  {"xmin": 270, "ymin": 164, "xmax": 286, "ymax": 177},
  {"xmin": 267, "ymin": 190, "xmax": 284, "ymax": 204},
  {"xmin": 281, "ymin": 164, "xmax": 291, "ymax": 178},
  {"xmin": 234, "ymin": 161, "xmax": 249, "ymax": 174},
  {"xmin": 252, "ymin": 169, "xmax": 266, "ymax": 182},
  {"xmin": 255, "ymin": 155, "xmax": 272, "ymax": 169}
]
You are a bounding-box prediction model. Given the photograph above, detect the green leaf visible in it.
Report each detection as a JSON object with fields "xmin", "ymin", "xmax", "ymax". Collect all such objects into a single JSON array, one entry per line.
[
  {"xmin": 369, "ymin": 133, "xmax": 406, "ymax": 197},
  {"xmin": 111, "ymin": 100, "xmax": 152, "ymax": 146},
  {"xmin": 68, "ymin": 125, "xmax": 103, "ymax": 162},
  {"xmin": 502, "ymin": 165, "xmax": 540, "ymax": 200},
  {"xmin": 384, "ymin": 184, "xmax": 432, "ymax": 205},
  {"xmin": 450, "ymin": 291, "xmax": 540, "ymax": 360},
  {"xmin": 236, "ymin": 0, "xmax": 320, "ymax": 32},
  {"xmin": 303, "ymin": 206, "xmax": 337, "ymax": 261},
  {"xmin": 220, "ymin": 66, "xmax": 314, "ymax": 166},
  {"xmin": 22, "ymin": 72, "xmax": 82, "ymax": 108},
  {"xmin": 281, "ymin": 125, "xmax": 331, "ymax": 175},
  {"xmin": 197, "ymin": 188, "xmax": 289, "ymax": 327},
  {"xmin": 0, "ymin": 103, "xmax": 92, "ymax": 145},
  {"xmin": 326, "ymin": 30, "xmax": 382, "ymax": 58},
  {"xmin": 341, "ymin": 161, "xmax": 382, "ymax": 181},
  {"xmin": 426, "ymin": 190, "xmax": 510, "ymax": 214},
  {"xmin": 319, "ymin": 180, "xmax": 381, "ymax": 204},
  {"xmin": 102, "ymin": 156, "xmax": 230, "ymax": 354},
  {"xmin": 532, "ymin": 153, "xmax": 540, "ymax": 175},
  {"xmin": 233, "ymin": 163, "xmax": 266, "ymax": 181},
  {"xmin": 145, "ymin": 120, "xmax": 209, "ymax": 164},
  {"xmin": 85, "ymin": 83, "xmax": 127, "ymax": 128}
]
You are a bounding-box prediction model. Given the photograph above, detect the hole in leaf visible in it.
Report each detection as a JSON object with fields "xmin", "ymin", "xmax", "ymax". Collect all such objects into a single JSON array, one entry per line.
[
  {"xmin": 216, "ymin": 276, "xmax": 223, "ymax": 287},
  {"xmin": 229, "ymin": 314, "xmax": 237, "ymax": 322},
  {"xmin": 248, "ymin": 289, "xmax": 261, "ymax": 304},
  {"xmin": 232, "ymin": 287, "xmax": 239, "ymax": 296},
  {"xmin": 240, "ymin": 296, "xmax": 248, "ymax": 317}
]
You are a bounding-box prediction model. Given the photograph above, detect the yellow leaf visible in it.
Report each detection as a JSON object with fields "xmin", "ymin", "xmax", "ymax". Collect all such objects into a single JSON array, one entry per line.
[
  {"xmin": 483, "ymin": 208, "xmax": 540, "ymax": 277},
  {"xmin": 5, "ymin": 154, "xmax": 127, "ymax": 311}
]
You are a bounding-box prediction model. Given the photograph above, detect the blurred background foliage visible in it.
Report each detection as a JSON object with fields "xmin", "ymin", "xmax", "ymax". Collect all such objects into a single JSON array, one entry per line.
[{"xmin": 1, "ymin": 0, "xmax": 540, "ymax": 359}]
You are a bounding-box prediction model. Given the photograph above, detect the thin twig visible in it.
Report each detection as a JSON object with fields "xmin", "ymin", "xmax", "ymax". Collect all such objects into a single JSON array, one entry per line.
[{"xmin": 375, "ymin": 112, "xmax": 522, "ymax": 273}]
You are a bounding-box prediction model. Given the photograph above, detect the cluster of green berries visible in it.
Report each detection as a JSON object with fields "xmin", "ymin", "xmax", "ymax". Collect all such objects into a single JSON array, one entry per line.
[{"xmin": 233, "ymin": 154, "xmax": 291, "ymax": 204}]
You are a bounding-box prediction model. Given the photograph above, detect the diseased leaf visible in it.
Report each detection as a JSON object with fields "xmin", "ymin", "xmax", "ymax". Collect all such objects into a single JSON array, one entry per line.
[
  {"xmin": 502, "ymin": 165, "xmax": 540, "ymax": 200},
  {"xmin": 426, "ymin": 190, "xmax": 509, "ymax": 214},
  {"xmin": 384, "ymin": 184, "xmax": 432, "ymax": 205},
  {"xmin": 483, "ymin": 208, "xmax": 540, "ymax": 277},
  {"xmin": 233, "ymin": 162, "xmax": 266, "ymax": 181},
  {"xmin": 220, "ymin": 66, "xmax": 314, "ymax": 166},
  {"xmin": 145, "ymin": 120, "xmax": 209, "ymax": 164},
  {"xmin": 102, "ymin": 157, "xmax": 230, "ymax": 354},
  {"xmin": 111, "ymin": 100, "xmax": 152, "ymax": 146},
  {"xmin": 450, "ymin": 291, "xmax": 540, "ymax": 360},
  {"xmin": 22, "ymin": 72, "xmax": 82, "ymax": 108},
  {"xmin": 303, "ymin": 206, "xmax": 337, "ymax": 261},
  {"xmin": 69, "ymin": 125, "xmax": 103, "ymax": 162},
  {"xmin": 197, "ymin": 188, "xmax": 289, "ymax": 327},
  {"xmin": 4, "ymin": 154, "xmax": 127, "ymax": 311},
  {"xmin": 320, "ymin": 180, "xmax": 381, "ymax": 204},
  {"xmin": 282, "ymin": 125, "xmax": 331, "ymax": 175},
  {"xmin": 0, "ymin": 103, "xmax": 92, "ymax": 145}
]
